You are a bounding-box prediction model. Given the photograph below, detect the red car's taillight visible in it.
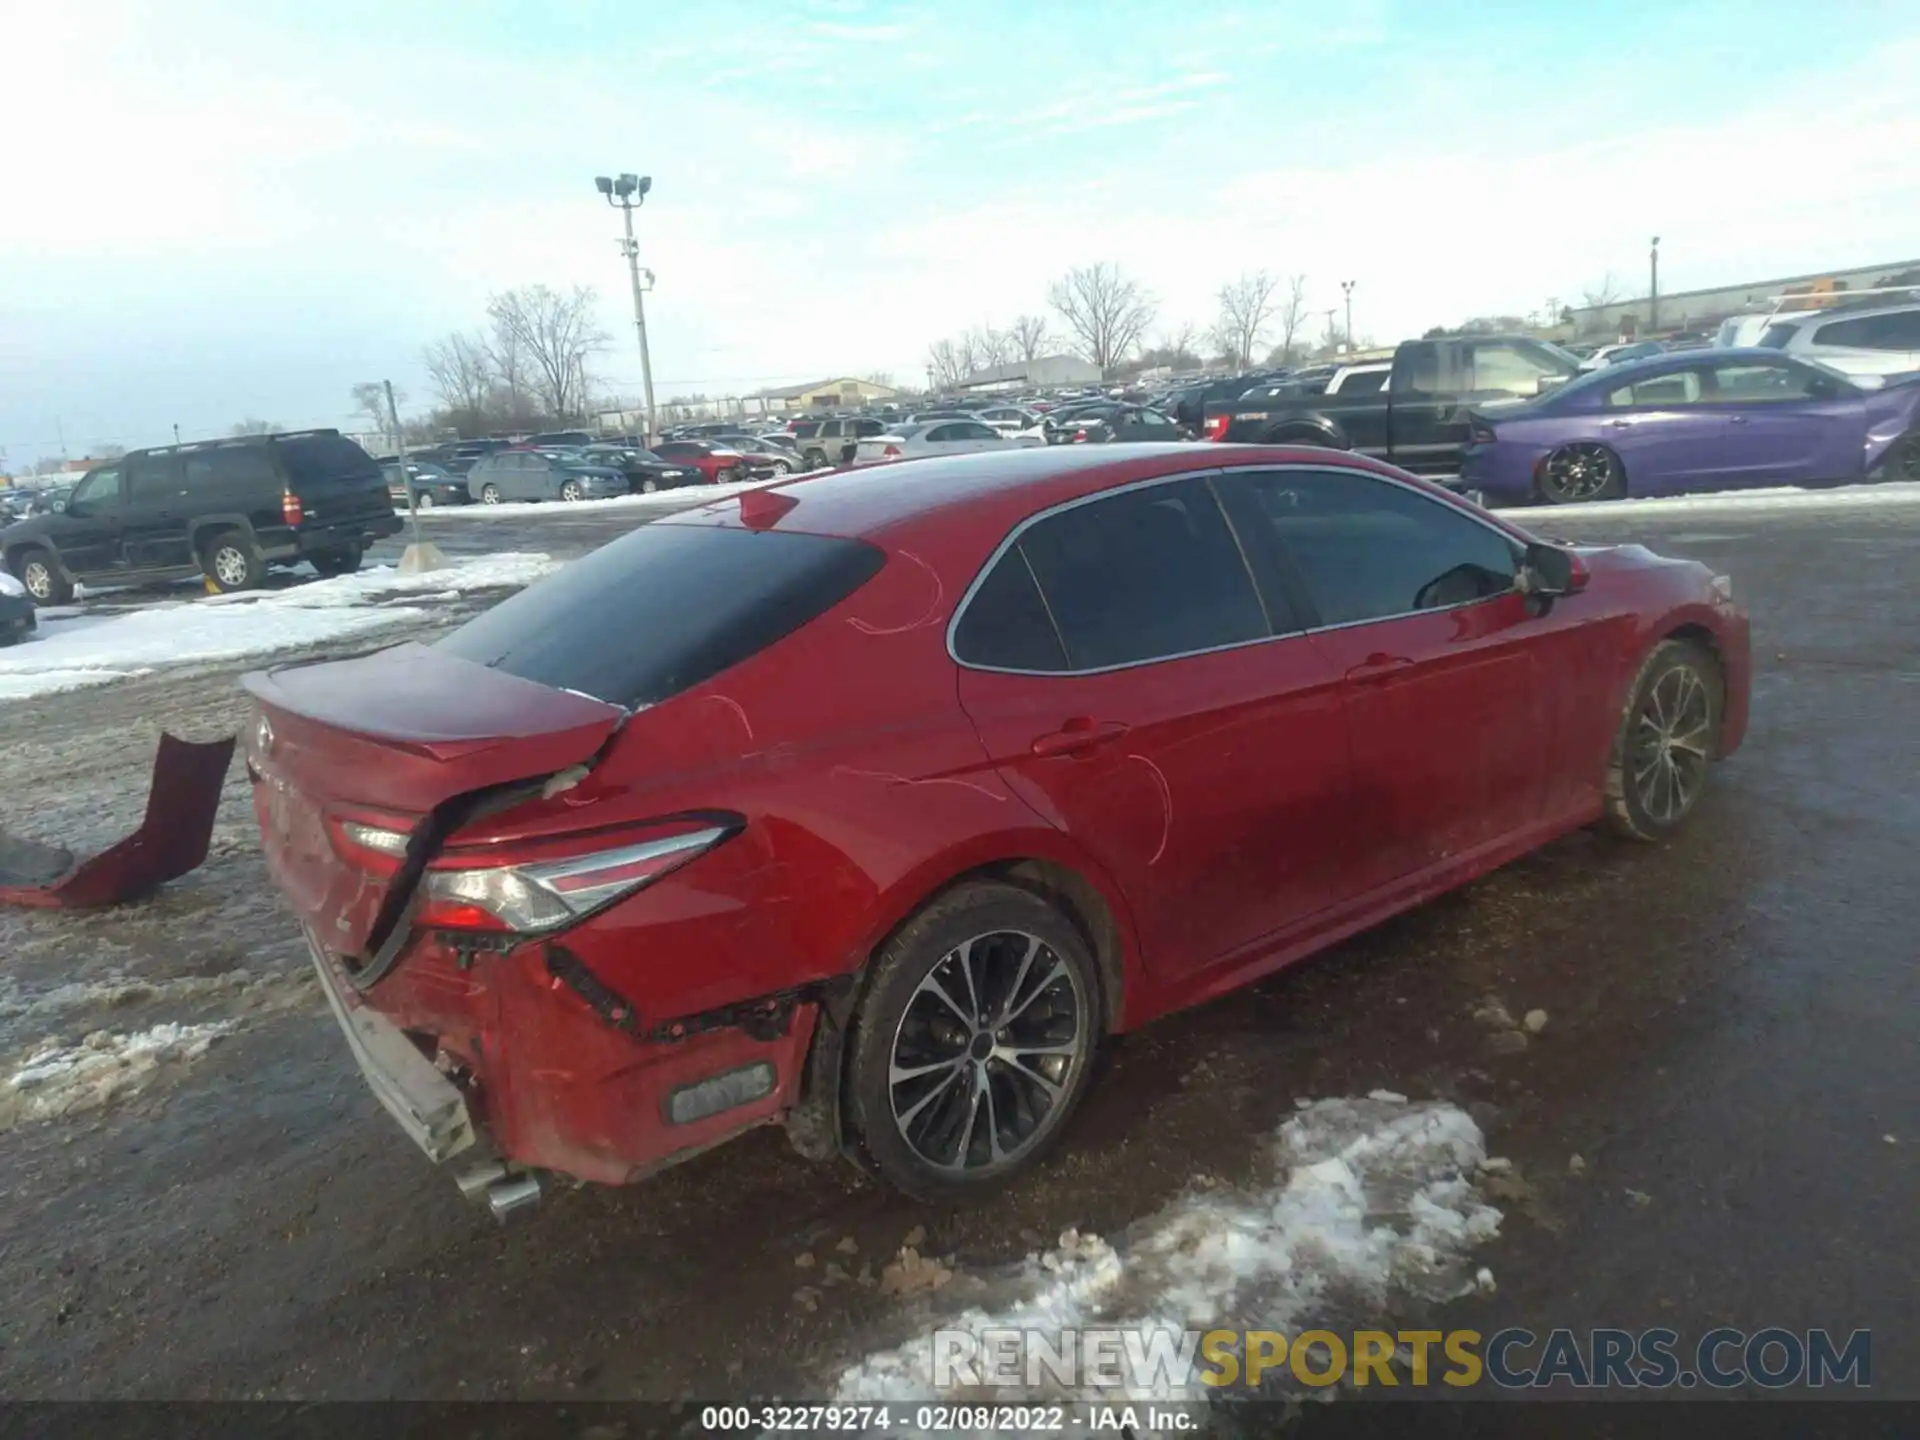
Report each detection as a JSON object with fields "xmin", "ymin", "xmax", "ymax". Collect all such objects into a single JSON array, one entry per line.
[
  {"xmin": 882, "ymin": 444, "xmax": 901, "ymax": 458},
  {"xmin": 327, "ymin": 817, "xmax": 412, "ymax": 877},
  {"xmin": 1202, "ymin": 414, "xmax": 1231, "ymax": 441},
  {"xmin": 282, "ymin": 490, "xmax": 304, "ymax": 525},
  {"xmin": 416, "ymin": 820, "xmax": 736, "ymax": 934}
]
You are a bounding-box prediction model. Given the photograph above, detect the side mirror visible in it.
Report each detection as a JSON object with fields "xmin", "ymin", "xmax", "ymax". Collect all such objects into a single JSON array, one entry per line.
[
  {"xmin": 1536, "ymin": 374, "xmax": 1571, "ymax": 395},
  {"xmin": 1518, "ymin": 541, "xmax": 1588, "ymax": 604}
]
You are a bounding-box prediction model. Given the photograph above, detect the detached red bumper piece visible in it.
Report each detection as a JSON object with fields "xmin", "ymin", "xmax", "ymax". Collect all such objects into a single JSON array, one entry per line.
[{"xmin": 0, "ymin": 732, "xmax": 236, "ymax": 909}]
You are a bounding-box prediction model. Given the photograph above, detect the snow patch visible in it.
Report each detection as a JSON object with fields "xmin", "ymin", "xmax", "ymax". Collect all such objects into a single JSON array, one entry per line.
[
  {"xmin": 433, "ymin": 478, "xmax": 779, "ymax": 518},
  {"xmin": 0, "ymin": 553, "xmax": 553, "ymax": 702},
  {"xmin": 834, "ymin": 1095, "xmax": 1500, "ymax": 1420},
  {"xmin": 1, "ymin": 1021, "xmax": 234, "ymax": 1127},
  {"xmin": 1497, "ymin": 479, "xmax": 1920, "ymax": 521}
]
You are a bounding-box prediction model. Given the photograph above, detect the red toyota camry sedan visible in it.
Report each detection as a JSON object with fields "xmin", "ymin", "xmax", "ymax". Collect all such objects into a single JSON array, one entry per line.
[{"xmin": 244, "ymin": 445, "xmax": 1749, "ymax": 1214}]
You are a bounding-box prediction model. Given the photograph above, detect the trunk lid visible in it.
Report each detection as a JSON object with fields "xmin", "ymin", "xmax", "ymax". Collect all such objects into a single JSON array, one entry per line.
[{"xmin": 243, "ymin": 642, "xmax": 626, "ymax": 956}]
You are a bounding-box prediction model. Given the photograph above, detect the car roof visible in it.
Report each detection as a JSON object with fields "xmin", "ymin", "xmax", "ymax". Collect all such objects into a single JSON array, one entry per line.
[{"xmin": 656, "ymin": 443, "xmax": 1469, "ymax": 545}]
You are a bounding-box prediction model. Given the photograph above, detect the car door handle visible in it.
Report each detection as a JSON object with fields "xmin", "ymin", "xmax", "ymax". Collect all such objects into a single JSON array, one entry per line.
[
  {"xmin": 1728, "ymin": 415, "xmax": 1750, "ymax": 425},
  {"xmin": 1347, "ymin": 652, "xmax": 1415, "ymax": 682},
  {"xmin": 1030, "ymin": 720, "xmax": 1130, "ymax": 757},
  {"xmin": 1604, "ymin": 419, "xmax": 1635, "ymax": 429}
]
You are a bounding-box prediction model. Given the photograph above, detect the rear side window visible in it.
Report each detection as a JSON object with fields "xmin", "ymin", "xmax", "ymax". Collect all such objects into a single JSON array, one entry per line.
[
  {"xmin": 275, "ymin": 434, "xmax": 379, "ymax": 487},
  {"xmin": 1758, "ymin": 323, "xmax": 1800, "ymax": 349},
  {"xmin": 436, "ymin": 523, "xmax": 886, "ymax": 707},
  {"xmin": 1013, "ymin": 477, "xmax": 1269, "ymax": 670},
  {"xmin": 953, "ymin": 551, "xmax": 1067, "ymax": 672},
  {"xmin": 186, "ymin": 446, "xmax": 279, "ymax": 489}
]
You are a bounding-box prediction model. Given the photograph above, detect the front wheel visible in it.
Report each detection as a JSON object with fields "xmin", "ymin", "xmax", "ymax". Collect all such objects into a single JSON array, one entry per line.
[
  {"xmin": 559, "ymin": 479, "xmax": 584, "ymax": 502},
  {"xmin": 12, "ymin": 549, "xmax": 72, "ymax": 605},
  {"xmin": 1538, "ymin": 442, "xmax": 1625, "ymax": 504},
  {"xmin": 771, "ymin": 460, "xmax": 792, "ymax": 475},
  {"xmin": 717, "ymin": 467, "xmax": 739, "ymax": 485},
  {"xmin": 480, "ymin": 484, "xmax": 502, "ymax": 505},
  {"xmin": 638, "ymin": 477, "xmax": 659, "ymax": 494},
  {"xmin": 414, "ymin": 490, "xmax": 435, "ymax": 509},
  {"xmin": 1603, "ymin": 639, "xmax": 1723, "ymax": 841},
  {"xmin": 846, "ymin": 881, "xmax": 1102, "ymax": 1202}
]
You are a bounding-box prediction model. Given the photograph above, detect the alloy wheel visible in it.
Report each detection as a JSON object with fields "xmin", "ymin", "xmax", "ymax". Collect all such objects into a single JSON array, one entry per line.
[
  {"xmin": 213, "ymin": 545, "xmax": 250, "ymax": 588},
  {"xmin": 481, "ymin": 485, "xmax": 501, "ymax": 504},
  {"xmin": 22, "ymin": 561, "xmax": 53, "ymax": 601},
  {"xmin": 1541, "ymin": 443, "xmax": 1619, "ymax": 502},
  {"xmin": 887, "ymin": 930, "xmax": 1090, "ymax": 1174},
  {"xmin": 640, "ymin": 478, "xmax": 659, "ymax": 494},
  {"xmin": 416, "ymin": 491, "xmax": 434, "ymax": 508},
  {"xmin": 560, "ymin": 480, "xmax": 583, "ymax": 502},
  {"xmin": 1631, "ymin": 662, "xmax": 1712, "ymax": 824}
]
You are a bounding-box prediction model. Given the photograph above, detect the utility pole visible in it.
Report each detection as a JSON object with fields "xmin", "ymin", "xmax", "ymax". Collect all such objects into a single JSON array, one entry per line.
[
  {"xmin": 388, "ymin": 378, "xmax": 445, "ymax": 575},
  {"xmin": 1321, "ymin": 309, "xmax": 1339, "ymax": 354},
  {"xmin": 596, "ymin": 173, "xmax": 658, "ymax": 445},
  {"xmin": 1341, "ymin": 280, "xmax": 1357, "ymax": 353},
  {"xmin": 173, "ymin": 424, "xmax": 182, "ymax": 447},
  {"xmin": 1649, "ymin": 236, "xmax": 1662, "ymax": 332}
]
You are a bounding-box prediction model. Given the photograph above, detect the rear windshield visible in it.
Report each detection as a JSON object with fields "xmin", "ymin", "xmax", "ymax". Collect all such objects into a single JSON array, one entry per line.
[
  {"xmin": 436, "ymin": 522, "xmax": 886, "ymax": 708},
  {"xmin": 275, "ymin": 434, "xmax": 381, "ymax": 486}
]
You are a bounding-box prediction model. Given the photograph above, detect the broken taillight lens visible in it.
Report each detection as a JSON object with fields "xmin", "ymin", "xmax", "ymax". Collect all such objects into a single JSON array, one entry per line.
[
  {"xmin": 1202, "ymin": 414, "xmax": 1231, "ymax": 441},
  {"xmin": 416, "ymin": 821, "xmax": 736, "ymax": 934}
]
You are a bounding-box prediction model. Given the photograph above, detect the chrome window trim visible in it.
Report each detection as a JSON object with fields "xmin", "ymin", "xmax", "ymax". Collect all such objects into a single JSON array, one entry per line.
[{"xmin": 945, "ymin": 461, "xmax": 1527, "ymax": 678}]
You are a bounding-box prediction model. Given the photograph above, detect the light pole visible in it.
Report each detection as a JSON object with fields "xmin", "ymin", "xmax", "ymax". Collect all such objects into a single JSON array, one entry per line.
[
  {"xmin": 1649, "ymin": 237, "xmax": 1661, "ymax": 332},
  {"xmin": 596, "ymin": 173, "xmax": 658, "ymax": 445},
  {"xmin": 1340, "ymin": 280, "xmax": 1357, "ymax": 353}
]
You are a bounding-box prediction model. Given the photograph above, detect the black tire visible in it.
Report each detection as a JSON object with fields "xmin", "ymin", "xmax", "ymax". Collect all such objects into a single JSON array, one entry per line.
[
  {"xmin": 845, "ymin": 881, "xmax": 1103, "ymax": 1203},
  {"xmin": 804, "ymin": 450, "xmax": 827, "ymax": 471},
  {"xmin": 480, "ymin": 483, "xmax": 502, "ymax": 505},
  {"xmin": 559, "ymin": 479, "xmax": 584, "ymax": 502},
  {"xmin": 1263, "ymin": 427, "xmax": 1342, "ymax": 448},
  {"xmin": 1603, "ymin": 639, "xmax": 1723, "ymax": 841},
  {"xmin": 1883, "ymin": 432, "xmax": 1920, "ymax": 484},
  {"xmin": 1538, "ymin": 442, "xmax": 1626, "ymax": 504},
  {"xmin": 717, "ymin": 467, "xmax": 740, "ymax": 485},
  {"xmin": 200, "ymin": 530, "xmax": 266, "ymax": 593},
  {"xmin": 308, "ymin": 544, "xmax": 363, "ymax": 578},
  {"xmin": 11, "ymin": 548, "xmax": 71, "ymax": 605}
]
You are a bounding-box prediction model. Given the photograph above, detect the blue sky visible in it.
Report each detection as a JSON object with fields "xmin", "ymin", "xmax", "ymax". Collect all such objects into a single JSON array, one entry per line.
[{"xmin": 4, "ymin": 0, "xmax": 1918, "ymax": 463}]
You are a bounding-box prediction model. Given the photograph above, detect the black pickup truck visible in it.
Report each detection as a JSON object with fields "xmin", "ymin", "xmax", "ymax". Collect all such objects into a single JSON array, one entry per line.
[{"xmin": 1201, "ymin": 335, "xmax": 1581, "ymax": 477}]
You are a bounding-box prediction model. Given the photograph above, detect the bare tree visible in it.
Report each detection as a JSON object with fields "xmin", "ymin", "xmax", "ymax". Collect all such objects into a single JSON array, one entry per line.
[
  {"xmin": 422, "ymin": 331, "xmax": 494, "ymax": 419},
  {"xmin": 1162, "ymin": 320, "xmax": 1202, "ymax": 365},
  {"xmin": 1010, "ymin": 314, "xmax": 1051, "ymax": 363},
  {"xmin": 486, "ymin": 285, "xmax": 608, "ymax": 419},
  {"xmin": 863, "ymin": 371, "xmax": 896, "ymax": 389},
  {"xmin": 229, "ymin": 418, "xmax": 282, "ymax": 437},
  {"xmin": 1212, "ymin": 271, "xmax": 1279, "ymax": 368},
  {"xmin": 350, "ymin": 382, "xmax": 403, "ymax": 442},
  {"xmin": 927, "ymin": 338, "xmax": 967, "ymax": 390},
  {"xmin": 93, "ymin": 443, "xmax": 127, "ymax": 460},
  {"xmin": 1580, "ymin": 272, "xmax": 1624, "ymax": 310},
  {"xmin": 971, "ymin": 326, "xmax": 1012, "ymax": 370},
  {"xmin": 1047, "ymin": 263, "xmax": 1157, "ymax": 374},
  {"xmin": 1273, "ymin": 274, "xmax": 1310, "ymax": 363}
]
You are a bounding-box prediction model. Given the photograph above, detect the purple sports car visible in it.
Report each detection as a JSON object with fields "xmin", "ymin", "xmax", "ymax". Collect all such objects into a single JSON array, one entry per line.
[{"xmin": 1460, "ymin": 347, "xmax": 1920, "ymax": 504}]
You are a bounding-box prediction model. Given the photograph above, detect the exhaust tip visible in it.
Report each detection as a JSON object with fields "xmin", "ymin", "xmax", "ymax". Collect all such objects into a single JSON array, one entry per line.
[{"xmin": 486, "ymin": 1173, "xmax": 542, "ymax": 1222}]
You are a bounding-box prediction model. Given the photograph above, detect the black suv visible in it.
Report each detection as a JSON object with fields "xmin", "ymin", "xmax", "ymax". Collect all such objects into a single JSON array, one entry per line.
[{"xmin": 0, "ymin": 430, "xmax": 400, "ymax": 604}]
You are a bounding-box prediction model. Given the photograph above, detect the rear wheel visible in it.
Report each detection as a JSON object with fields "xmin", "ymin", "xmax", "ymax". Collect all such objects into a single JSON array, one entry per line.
[
  {"xmin": 11, "ymin": 548, "xmax": 71, "ymax": 605},
  {"xmin": 201, "ymin": 530, "xmax": 265, "ymax": 593},
  {"xmin": 308, "ymin": 544, "xmax": 363, "ymax": 578},
  {"xmin": 559, "ymin": 479, "xmax": 584, "ymax": 502},
  {"xmin": 846, "ymin": 882, "xmax": 1102, "ymax": 1202},
  {"xmin": 1538, "ymin": 442, "xmax": 1626, "ymax": 504},
  {"xmin": 1603, "ymin": 639, "xmax": 1722, "ymax": 841},
  {"xmin": 480, "ymin": 483, "xmax": 502, "ymax": 505}
]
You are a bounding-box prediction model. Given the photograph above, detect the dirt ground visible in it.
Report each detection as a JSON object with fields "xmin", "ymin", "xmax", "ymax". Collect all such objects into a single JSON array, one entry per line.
[{"xmin": 0, "ymin": 497, "xmax": 1913, "ymax": 1402}]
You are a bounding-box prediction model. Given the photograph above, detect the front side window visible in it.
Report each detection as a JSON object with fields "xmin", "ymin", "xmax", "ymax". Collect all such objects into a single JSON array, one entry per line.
[
  {"xmin": 1229, "ymin": 469, "xmax": 1520, "ymax": 627},
  {"xmin": 69, "ymin": 467, "xmax": 125, "ymax": 509},
  {"xmin": 1012, "ymin": 477, "xmax": 1269, "ymax": 670}
]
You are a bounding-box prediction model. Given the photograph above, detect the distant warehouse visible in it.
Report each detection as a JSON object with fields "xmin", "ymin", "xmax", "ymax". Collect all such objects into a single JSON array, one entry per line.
[
  {"xmin": 759, "ymin": 376, "xmax": 902, "ymax": 413},
  {"xmin": 1568, "ymin": 258, "xmax": 1920, "ymax": 338},
  {"xmin": 958, "ymin": 355, "xmax": 1103, "ymax": 390}
]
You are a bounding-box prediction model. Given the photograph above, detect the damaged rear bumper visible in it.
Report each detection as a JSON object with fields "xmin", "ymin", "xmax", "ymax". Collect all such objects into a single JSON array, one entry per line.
[{"xmin": 305, "ymin": 927, "xmax": 476, "ymax": 1163}]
